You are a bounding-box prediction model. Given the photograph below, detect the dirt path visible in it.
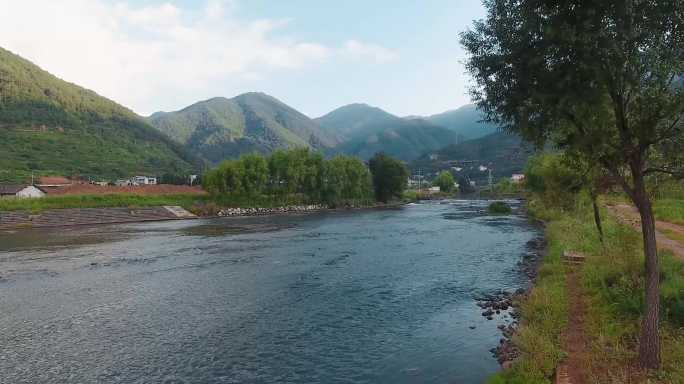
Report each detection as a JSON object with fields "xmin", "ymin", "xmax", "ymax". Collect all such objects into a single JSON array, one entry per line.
[
  {"xmin": 555, "ymin": 265, "xmax": 589, "ymax": 384},
  {"xmin": 608, "ymin": 203, "xmax": 684, "ymax": 260}
]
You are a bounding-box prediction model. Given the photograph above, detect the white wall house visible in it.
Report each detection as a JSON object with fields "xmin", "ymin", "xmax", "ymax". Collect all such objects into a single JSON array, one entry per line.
[
  {"xmin": 511, "ymin": 174, "xmax": 526, "ymax": 184},
  {"xmin": 132, "ymin": 176, "xmax": 157, "ymax": 185},
  {"xmin": 0, "ymin": 185, "xmax": 46, "ymax": 199}
]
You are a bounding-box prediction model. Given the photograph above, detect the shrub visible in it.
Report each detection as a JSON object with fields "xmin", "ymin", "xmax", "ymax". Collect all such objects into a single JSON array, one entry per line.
[{"xmin": 488, "ymin": 201, "xmax": 512, "ymax": 214}]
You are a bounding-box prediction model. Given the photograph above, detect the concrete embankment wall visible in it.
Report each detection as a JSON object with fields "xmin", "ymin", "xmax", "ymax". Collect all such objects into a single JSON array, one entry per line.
[{"xmin": 0, "ymin": 206, "xmax": 196, "ymax": 230}]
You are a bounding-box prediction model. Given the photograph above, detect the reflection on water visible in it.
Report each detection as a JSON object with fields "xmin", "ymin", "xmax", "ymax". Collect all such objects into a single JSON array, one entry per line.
[{"xmin": 0, "ymin": 199, "xmax": 539, "ymax": 384}]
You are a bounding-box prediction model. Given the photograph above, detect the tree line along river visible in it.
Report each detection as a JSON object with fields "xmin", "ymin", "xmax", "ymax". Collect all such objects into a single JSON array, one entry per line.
[{"xmin": 0, "ymin": 199, "xmax": 540, "ymax": 384}]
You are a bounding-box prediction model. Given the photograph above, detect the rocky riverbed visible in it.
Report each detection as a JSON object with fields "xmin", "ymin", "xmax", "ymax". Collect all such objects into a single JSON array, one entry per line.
[
  {"xmin": 216, "ymin": 204, "xmax": 327, "ymax": 217},
  {"xmin": 475, "ymin": 235, "xmax": 547, "ymax": 367}
]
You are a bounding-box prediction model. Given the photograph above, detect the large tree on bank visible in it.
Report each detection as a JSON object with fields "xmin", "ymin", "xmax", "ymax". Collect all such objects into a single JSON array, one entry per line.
[{"xmin": 461, "ymin": 0, "xmax": 684, "ymax": 369}]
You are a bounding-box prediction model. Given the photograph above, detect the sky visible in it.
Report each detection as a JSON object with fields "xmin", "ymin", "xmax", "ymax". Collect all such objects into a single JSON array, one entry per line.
[{"xmin": 0, "ymin": 0, "xmax": 486, "ymax": 118}]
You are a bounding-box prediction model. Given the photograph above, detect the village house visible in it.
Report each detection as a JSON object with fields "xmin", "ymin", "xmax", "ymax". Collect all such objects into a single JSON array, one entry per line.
[
  {"xmin": 0, "ymin": 185, "xmax": 46, "ymax": 199},
  {"xmin": 116, "ymin": 176, "xmax": 158, "ymax": 186},
  {"xmin": 37, "ymin": 176, "xmax": 72, "ymax": 188},
  {"xmin": 133, "ymin": 176, "xmax": 157, "ymax": 185},
  {"xmin": 511, "ymin": 174, "xmax": 525, "ymax": 184}
]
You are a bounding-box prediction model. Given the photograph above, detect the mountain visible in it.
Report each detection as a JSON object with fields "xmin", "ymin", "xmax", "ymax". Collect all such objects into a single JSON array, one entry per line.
[
  {"xmin": 411, "ymin": 132, "xmax": 536, "ymax": 183},
  {"xmin": 0, "ymin": 47, "xmax": 198, "ymax": 183},
  {"xmin": 148, "ymin": 93, "xmax": 338, "ymax": 164},
  {"xmin": 425, "ymin": 104, "xmax": 498, "ymax": 141},
  {"xmin": 315, "ymin": 103, "xmax": 397, "ymax": 140},
  {"xmin": 316, "ymin": 104, "xmax": 460, "ymax": 161}
]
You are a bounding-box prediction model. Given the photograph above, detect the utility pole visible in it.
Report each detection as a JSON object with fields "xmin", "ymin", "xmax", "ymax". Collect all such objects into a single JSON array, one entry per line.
[
  {"xmin": 488, "ymin": 168, "xmax": 493, "ymax": 191},
  {"xmin": 418, "ymin": 168, "xmax": 422, "ymax": 191}
]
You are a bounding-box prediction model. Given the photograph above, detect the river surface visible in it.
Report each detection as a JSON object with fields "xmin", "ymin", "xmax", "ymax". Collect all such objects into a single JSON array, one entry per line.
[{"xmin": 0, "ymin": 199, "xmax": 540, "ymax": 384}]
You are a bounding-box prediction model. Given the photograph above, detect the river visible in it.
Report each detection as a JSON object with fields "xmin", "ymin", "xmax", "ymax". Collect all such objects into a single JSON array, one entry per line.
[{"xmin": 0, "ymin": 199, "xmax": 540, "ymax": 384}]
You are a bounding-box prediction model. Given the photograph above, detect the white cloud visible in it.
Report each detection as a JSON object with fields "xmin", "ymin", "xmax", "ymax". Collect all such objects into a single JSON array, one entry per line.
[
  {"xmin": 0, "ymin": 0, "xmax": 394, "ymax": 115},
  {"xmin": 341, "ymin": 40, "xmax": 399, "ymax": 63}
]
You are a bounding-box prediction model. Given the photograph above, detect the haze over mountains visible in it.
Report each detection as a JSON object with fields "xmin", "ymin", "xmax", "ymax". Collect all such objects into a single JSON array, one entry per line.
[{"xmin": 0, "ymin": 46, "xmax": 519, "ymax": 183}]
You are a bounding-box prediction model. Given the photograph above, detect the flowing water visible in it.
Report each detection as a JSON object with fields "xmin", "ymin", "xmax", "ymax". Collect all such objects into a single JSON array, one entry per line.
[{"xmin": 0, "ymin": 199, "xmax": 540, "ymax": 384}]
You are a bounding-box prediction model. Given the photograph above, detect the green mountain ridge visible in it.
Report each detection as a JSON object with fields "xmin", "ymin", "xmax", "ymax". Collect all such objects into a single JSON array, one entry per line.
[
  {"xmin": 424, "ymin": 104, "xmax": 499, "ymax": 141},
  {"xmin": 0, "ymin": 47, "xmax": 198, "ymax": 183},
  {"xmin": 316, "ymin": 103, "xmax": 461, "ymax": 161},
  {"xmin": 148, "ymin": 93, "xmax": 338, "ymax": 165}
]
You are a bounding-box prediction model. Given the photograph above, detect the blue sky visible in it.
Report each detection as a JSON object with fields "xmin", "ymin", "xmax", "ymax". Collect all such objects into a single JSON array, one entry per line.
[{"xmin": 0, "ymin": 0, "xmax": 486, "ymax": 117}]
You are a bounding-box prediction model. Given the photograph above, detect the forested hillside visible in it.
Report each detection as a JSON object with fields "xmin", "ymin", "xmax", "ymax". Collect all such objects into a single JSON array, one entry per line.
[
  {"xmin": 0, "ymin": 47, "xmax": 198, "ymax": 183},
  {"xmin": 148, "ymin": 93, "xmax": 338, "ymax": 164},
  {"xmin": 425, "ymin": 104, "xmax": 498, "ymax": 141},
  {"xmin": 316, "ymin": 103, "xmax": 460, "ymax": 161},
  {"xmin": 411, "ymin": 132, "xmax": 536, "ymax": 182}
]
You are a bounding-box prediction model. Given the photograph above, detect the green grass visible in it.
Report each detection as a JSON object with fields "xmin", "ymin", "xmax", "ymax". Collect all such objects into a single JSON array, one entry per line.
[
  {"xmin": 653, "ymin": 199, "xmax": 684, "ymax": 226},
  {"xmin": 490, "ymin": 194, "xmax": 684, "ymax": 383},
  {"xmin": 0, "ymin": 193, "xmax": 377, "ymax": 215},
  {"xmin": 487, "ymin": 202, "xmax": 569, "ymax": 384},
  {"xmin": 0, "ymin": 194, "xmax": 209, "ymax": 213}
]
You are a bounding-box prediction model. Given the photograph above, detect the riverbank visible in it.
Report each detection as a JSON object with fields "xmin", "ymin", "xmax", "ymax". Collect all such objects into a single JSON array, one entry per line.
[
  {"xmin": 490, "ymin": 195, "xmax": 684, "ymax": 383},
  {"xmin": 0, "ymin": 195, "xmax": 410, "ymax": 230}
]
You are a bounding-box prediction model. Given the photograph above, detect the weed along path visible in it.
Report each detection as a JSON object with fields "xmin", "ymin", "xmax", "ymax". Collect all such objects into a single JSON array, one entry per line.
[
  {"xmin": 556, "ymin": 253, "xmax": 589, "ymax": 384},
  {"xmin": 608, "ymin": 203, "xmax": 684, "ymax": 260}
]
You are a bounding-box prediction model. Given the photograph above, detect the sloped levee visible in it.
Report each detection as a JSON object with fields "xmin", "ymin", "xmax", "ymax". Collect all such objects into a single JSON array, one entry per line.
[{"xmin": 0, "ymin": 206, "xmax": 196, "ymax": 230}]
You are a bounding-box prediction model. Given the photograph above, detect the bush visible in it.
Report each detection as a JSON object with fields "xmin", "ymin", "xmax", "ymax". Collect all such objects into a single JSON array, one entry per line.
[{"xmin": 488, "ymin": 201, "xmax": 512, "ymax": 214}]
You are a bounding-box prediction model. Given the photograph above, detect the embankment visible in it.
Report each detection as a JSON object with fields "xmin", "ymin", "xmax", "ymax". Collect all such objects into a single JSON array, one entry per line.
[{"xmin": 0, "ymin": 206, "xmax": 196, "ymax": 230}]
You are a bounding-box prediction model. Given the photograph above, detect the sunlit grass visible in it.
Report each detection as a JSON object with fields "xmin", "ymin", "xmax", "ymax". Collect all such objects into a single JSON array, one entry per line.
[{"xmin": 490, "ymin": 194, "xmax": 684, "ymax": 383}]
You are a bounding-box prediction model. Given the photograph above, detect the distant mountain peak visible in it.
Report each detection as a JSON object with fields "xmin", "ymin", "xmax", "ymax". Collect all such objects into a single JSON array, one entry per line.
[{"xmin": 148, "ymin": 92, "xmax": 338, "ymax": 164}]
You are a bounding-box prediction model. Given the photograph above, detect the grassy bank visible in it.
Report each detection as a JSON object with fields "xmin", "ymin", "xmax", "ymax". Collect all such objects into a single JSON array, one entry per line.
[
  {"xmin": 0, "ymin": 194, "xmax": 209, "ymax": 213},
  {"xmin": 654, "ymin": 199, "xmax": 684, "ymax": 225},
  {"xmin": 0, "ymin": 193, "xmax": 378, "ymax": 215},
  {"xmin": 490, "ymin": 195, "xmax": 684, "ymax": 383}
]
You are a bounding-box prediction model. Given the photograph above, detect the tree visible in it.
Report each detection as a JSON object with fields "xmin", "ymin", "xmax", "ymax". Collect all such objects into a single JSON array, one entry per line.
[
  {"xmin": 368, "ymin": 152, "xmax": 409, "ymax": 203},
  {"xmin": 240, "ymin": 153, "xmax": 268, "ymax": 196},
  {"xmin": 524, "ymin": 153, "xmax": 608, "ymax": 242},
  {"xmin": 433, "ymin": 171, "xmax": 455, "ymax": 193},
  {"xmin": 462, "ymin": 0, "xmax": 684, "ymax": 368}
]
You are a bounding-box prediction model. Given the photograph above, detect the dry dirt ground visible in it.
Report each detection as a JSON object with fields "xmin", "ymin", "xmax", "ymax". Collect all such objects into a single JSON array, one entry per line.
[{"xmin": 555, "ymin": 266, "xmax": 589, "ymax": 384}]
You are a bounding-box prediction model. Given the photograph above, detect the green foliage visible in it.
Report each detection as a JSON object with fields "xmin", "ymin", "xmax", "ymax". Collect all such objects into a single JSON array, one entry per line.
[
  {"xmin": 432, "ymin": 171, "xmax": 455, "ymax": 193},
  {"xmin": 501, "ymin": 195, "xmax": 684, "ymax": 382},
  {"xmin": 0, "ymin": 47, "xmax": 198, "ymax": 182},
  {"xmin": 524, "ymin": 154, "xmax": 589, "ymax": 210},
  {"xmin": 368, "ymin": 152, "xmax": 409, "ymax": 203},
  {"xmin": 0, "ymin": 48, "xmax": 199, "ymax": 182},
  {"xmin": 493, "ymin": 203, "xmax": 568, "ymax": 383},
  {"xmin": 488, "ymin": 201, "xmax": 512, "ymax": 214},
  {"xmin": 653, "ymin": 199, "xmax": 684, "ymax": 225},
  {"xmin": 203, "ymin": 149, "xmax": 373, "ymax": 207},
  {"xmin": 463, "ymin": 4, "xmax": 683, "ymax": 367},
  {"xmin": 491, "ymin": 179, "xmax": 523, "ymax": 196}
]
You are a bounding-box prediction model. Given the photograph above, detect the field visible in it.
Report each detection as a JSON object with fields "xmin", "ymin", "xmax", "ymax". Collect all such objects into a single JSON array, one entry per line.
[
  {"xmin": 43, "ymin": 184, "xmax": 206, "ymax": 196},
  {"xmin": 0, "ymin": 193, "xmax": 209, "ymax": 212},
  {"xmin": 654, "ymin": 199, "xmax": 684, "ymax": 226}
]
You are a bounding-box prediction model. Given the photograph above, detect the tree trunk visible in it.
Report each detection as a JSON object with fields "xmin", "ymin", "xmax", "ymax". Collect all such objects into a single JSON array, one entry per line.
[
  {"xmin": 631, "ymin": 173, "xmax": 661, "ymax": 370},
  {"xmin": 590, "ymin": 191, "xmax": 604, "ymax": 243}
]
